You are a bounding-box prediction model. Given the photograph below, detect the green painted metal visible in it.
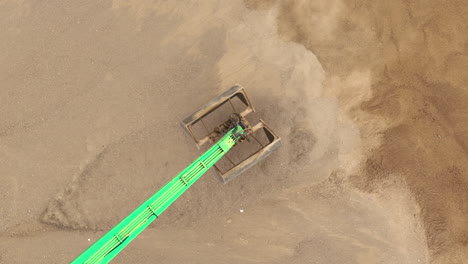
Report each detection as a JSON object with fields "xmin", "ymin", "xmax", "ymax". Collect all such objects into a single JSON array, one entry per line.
[{"xmin": 72, "ymin": 125, "xmax": 244, "ymax": 264}]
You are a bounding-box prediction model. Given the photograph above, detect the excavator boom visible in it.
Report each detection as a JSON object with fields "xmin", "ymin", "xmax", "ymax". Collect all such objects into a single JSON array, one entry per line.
[{"xmin": 72, "ymin": 125, "xmax": 244, "ymax": 264}]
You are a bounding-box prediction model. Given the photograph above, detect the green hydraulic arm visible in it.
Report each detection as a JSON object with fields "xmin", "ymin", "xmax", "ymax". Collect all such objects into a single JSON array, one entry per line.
[{"xmin": 72, "ymin": 125, "xmax": 245, "ymax": 264}]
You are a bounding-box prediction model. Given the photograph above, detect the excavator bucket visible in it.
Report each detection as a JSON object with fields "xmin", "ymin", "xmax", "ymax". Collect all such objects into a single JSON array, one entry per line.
[{"xmin": 181, "ymin": 85, "xmax": 281, "ymax": 183}]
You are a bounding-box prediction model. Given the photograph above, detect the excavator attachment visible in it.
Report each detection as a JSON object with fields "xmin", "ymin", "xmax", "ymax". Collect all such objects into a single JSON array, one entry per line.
[
  {"xmin": 181, "ymin": 85, "xmax": 281, "ymax": 183},
  {"xmin": 71, "ymin": 85, "xmax": 281, "ymax": 263}
]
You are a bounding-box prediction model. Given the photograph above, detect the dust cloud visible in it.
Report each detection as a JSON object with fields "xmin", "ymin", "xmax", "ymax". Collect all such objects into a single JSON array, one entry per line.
[{"xmin": 245, "ymin": 0, "xmax": 468, "ymax": 263}]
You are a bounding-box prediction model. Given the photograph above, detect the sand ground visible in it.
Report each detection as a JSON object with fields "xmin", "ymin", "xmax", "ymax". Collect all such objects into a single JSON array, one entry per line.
[{"xmin": 0, "ymin": 0, "xmax": 466, "ymax": 263}]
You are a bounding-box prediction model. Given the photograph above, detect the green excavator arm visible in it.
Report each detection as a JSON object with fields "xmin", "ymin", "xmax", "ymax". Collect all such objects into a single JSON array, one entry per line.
[{"xmin": 72, "ymin": 125, "xmax": 245, "ymax": 264}]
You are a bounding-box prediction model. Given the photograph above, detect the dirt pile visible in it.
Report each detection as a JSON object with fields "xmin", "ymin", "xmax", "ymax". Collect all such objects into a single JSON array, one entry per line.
[{"xmin": 245, "ymin": 0, "xmax": 468, "ymax": 262}]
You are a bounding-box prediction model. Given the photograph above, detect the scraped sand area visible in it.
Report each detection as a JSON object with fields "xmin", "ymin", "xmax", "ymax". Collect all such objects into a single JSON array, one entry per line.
[{"xmin": 1, "ymin": 0, "xmax": 467, "ymax": 263}]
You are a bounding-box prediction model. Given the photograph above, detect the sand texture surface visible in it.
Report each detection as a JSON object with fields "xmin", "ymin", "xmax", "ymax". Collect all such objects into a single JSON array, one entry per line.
[{"xmin": 1, "ymin": 0, "xmax": 466, "ymax": 263}]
